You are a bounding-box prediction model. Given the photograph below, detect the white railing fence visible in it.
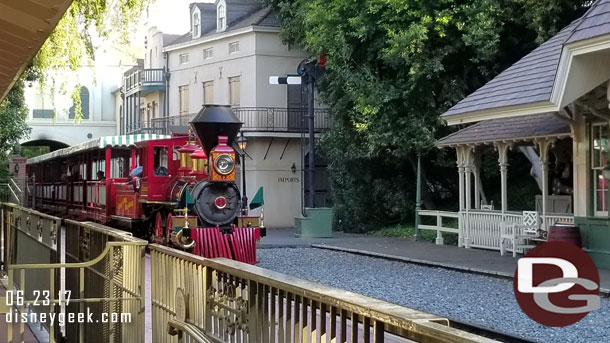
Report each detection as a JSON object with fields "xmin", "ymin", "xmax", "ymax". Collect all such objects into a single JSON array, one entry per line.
[
  {"xmin": 417, "ymin": 209, "xmax": 574, "ymax": 251},
  {"xmin": 416, "ymin": 210, "xmax": 459, "ymax": 245}
]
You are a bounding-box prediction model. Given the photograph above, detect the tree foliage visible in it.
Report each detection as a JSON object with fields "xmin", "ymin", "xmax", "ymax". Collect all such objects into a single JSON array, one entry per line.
[
  {"xmin": 33, "ymin": 0, "xmax": 150, "ymax": 120},
  {"xmin": 263, "ymin": 0, "xmax": 588, "ymax": 231},
  {"xmin": 0, "ymin": 80, "xmax": 30, "ymax": 155},
  {"xmin": 0, "ymin": 79, "xmax": 30, "ymax": 181}
]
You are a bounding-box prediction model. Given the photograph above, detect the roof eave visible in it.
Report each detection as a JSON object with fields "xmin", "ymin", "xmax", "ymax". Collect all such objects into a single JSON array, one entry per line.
[
  {"xmin": 436, "ymin": 132, "xmax": 572, "ymax": 148},
  {"xmin": 443, "ymin": 101, "xmax": 558, "ymax": 126},
  {"xmin": 163, "ymin": 25, "xmax": 280, "ymax": 52}
]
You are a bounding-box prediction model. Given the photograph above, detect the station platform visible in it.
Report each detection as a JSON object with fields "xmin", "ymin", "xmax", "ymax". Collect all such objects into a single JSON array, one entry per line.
[{"xmin": 262, "ymin": 228, "xmax": 610, "ymax": 296}]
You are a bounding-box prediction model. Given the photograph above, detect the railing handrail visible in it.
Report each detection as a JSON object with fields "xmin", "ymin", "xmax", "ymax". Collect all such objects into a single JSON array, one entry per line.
[
  {"xmin": 417, "ymin": 209, "xmax": 460, "ymax": 218},
  {"xmin": 151, "ymin": 244, "xmax": 446, "ymax": 325}
]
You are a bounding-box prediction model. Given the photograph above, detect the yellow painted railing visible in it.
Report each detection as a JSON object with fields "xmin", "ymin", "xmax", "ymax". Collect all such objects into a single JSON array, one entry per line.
[
  {"xmin": 2, "ymin": 202, "xmax": 498, "ymax": 343},
  {"xmin": 150, "ymin": 244, "xmax": 497, "ymax": 343},
  {"xmin": 1, "ymin": 203, "xmax": 147, "ymax": 343}
]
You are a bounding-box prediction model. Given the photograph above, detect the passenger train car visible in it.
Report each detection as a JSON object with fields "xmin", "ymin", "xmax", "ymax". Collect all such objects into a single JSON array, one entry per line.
[{"xmin": 26, "ymin": 105, "xmax": 263, "ymax": 264}]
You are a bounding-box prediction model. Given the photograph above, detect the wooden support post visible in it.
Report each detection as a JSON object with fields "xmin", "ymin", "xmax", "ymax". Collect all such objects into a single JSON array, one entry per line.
[
  {"xmin": 495, "ymin": 142, "xmax": 512, "ymax": 222},
  {"xmin": 436, "ymin": 214, "xmax": 444, "ymax": 245},
  {"xmin": 463, "ymin": 146, "xmax": 475, "ymax": 248},
  {"xmin": 536, "ymin": 138, "xmax": 555, "ymax": 232},
  {"xmin": 455, "ymin": 146, "xmax": 468, "ymax": 248}
]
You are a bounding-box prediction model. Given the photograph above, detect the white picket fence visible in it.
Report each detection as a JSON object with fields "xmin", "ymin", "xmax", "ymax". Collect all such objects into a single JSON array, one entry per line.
[{"xmin": 417, "ymin": 209, "xmax": 574, "ymax": 250}]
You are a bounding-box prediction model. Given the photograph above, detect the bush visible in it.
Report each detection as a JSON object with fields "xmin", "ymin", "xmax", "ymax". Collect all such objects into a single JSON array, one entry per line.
[{"xmin": 371, "ymin": 223, "xmax": 458, "ymax": 246}]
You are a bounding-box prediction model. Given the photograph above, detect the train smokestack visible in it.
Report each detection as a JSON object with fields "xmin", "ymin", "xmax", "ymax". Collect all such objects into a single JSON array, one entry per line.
[{"xmin": 190, "ymin": 105, "xmax": 243, "ymax": 155}]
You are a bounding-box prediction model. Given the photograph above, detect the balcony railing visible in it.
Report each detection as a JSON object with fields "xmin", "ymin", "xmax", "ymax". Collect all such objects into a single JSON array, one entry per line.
[
  {"xmin": 124, "ymin": 68, "xmax": 166, "ymax": 93},
  {"xmin": 141, "ymin": 107, "xmax": 331, "ymax": 135}
]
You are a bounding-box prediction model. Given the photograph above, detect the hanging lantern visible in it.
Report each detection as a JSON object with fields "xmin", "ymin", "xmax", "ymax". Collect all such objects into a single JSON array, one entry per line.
[
  {"xmin": 178, "ymin": 141, "xmax": 198, "ymax": 172},
  {"xmin": 191, "ymin": 148, "xmax": 207, "ymax": 176}
]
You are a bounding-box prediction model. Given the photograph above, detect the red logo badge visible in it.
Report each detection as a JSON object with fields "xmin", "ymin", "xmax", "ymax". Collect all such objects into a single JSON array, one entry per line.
[{"xmin": 513, "ymin": 242, "xmax": 600, "ymax": 327}]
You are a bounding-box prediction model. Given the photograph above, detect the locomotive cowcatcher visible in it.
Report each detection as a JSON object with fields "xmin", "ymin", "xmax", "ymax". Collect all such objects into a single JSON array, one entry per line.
[{"xmin": 26, "ymin": 105, "xmax": 264, "ymax": 264}]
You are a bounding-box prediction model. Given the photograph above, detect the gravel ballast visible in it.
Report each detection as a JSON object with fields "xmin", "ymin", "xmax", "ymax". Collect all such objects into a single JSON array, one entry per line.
[{"xmin": 258, "ymin": 248, "xmax": 610, "ymax": 343}]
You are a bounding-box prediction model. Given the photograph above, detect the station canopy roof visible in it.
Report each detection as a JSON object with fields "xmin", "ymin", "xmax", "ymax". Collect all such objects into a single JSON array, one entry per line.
[
  {"xmin": 441, "ymin": 0, "xmax": 610, "ymax": 123},
  {"xmin": 436, "ymin": 112, "xmax": 571, "ymax": 147},
  {"xmin": 27, "ymin": 134, "xmax": 170, "ymax": 165}
]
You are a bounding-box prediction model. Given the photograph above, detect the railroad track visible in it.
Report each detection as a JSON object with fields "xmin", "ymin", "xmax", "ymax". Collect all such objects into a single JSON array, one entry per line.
[{"xmin": 448, "ymin": 318, "xmax": 535, "ymax": 343}]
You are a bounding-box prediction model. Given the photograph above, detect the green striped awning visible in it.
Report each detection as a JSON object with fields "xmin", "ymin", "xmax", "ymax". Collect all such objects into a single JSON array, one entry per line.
[
  {"xmin": 98, "ymin": 134, "xmax": 169, "ymax": 148},
  {"xmin": 27, "ymin": 134, "xmax": 171, "ymax": 165}
]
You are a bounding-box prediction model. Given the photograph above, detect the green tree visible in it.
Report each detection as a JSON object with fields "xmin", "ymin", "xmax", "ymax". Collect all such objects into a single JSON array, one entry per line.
[
  {"xmin": 33, "ymin": 0, "xmax": 150, "ymax": 120},
  {"xmin": 0, "ymin": 80, "xmax": 30, "ymax": 155},
  {"xmin": 0, "ymin": 79, "xmax": 30, "ymax": 185},
  {"xmin": 263, "ymin": 0, "xmax": 588, "ymax": 231}
]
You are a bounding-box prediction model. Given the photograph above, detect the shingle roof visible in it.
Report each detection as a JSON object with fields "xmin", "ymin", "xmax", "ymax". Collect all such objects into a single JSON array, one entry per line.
[
  {"xmin": 165, "ymin": 5, "xmax": 279, "ymax": 48},
  {"xmin": 436, "ymin": 112, "xmax": 571, "ymax": 146},
  {"xmin": 566, "ymin": 0, "xmax": 610, "ymax": 43},
  {"xmin": 163, "ymin": 34, "xmax": 182, "ymax": 46},
  {"xmin": 442, "ymin": 0, "xmax": 610, "ymax": 119}
]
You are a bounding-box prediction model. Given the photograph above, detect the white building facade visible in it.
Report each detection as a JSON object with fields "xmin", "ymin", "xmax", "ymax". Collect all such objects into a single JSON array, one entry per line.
[
  {"xmin": 22, "ymin": 65, "xmax": 124, "ymax": 148},
  {"xmin": 118, "ymin": 0, "xmax": 330, "ymax": 228}
]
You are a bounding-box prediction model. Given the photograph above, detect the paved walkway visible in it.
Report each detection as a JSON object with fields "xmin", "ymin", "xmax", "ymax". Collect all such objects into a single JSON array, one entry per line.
[{"xmin": 262, "ymin": 228, "xmax": 610, "ymax": 295}]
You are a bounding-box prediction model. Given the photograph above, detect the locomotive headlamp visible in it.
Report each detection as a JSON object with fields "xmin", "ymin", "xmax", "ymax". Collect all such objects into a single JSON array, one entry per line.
[{"xmin": 214, "ymin": 154, "xmax": 235, "ymax": 175}]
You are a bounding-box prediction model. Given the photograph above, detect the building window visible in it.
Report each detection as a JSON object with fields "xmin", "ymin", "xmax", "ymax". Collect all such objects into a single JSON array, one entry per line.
[
  {"xmin": 203, "ymin": 48, "xmax": 213, "ymax": 60},
  {"xmin": 69, "ymin": 86, "xmax": 90, "ymax": 119},
  {"xmin": 203, "ymin": 81, "xmax": 214, "ymax": 105},
  {"xmin": 33, "ymin": 109, "xmax": 54, "ymax": 119},
  {"xmin": 229, "ymin": 76, "xmax": 240, "ymax": 107},
  {"xmin": 153, "ymin": 147, "xmax": 169, "ymax": 176},
  {"xmin": 179, "ymin": 53, "xmax": 189, "ymax": 64},
  {"xmin": 217, "ymin": 4, "xmax": 226, "ymax": 31},
  {"xmin": 229, "ymin": 41, "xmax": 240, "ymax": 54},
  {"xmin": 179, "ymin": 85, "xmax": 189, "ymax": 115},
  {"xmin": 193, "ymin": 12, "xmax": 200, "ymax": 37},
  {"xmin": 592, "ymin": 123, "xmax": 609, "ymax": 215}
]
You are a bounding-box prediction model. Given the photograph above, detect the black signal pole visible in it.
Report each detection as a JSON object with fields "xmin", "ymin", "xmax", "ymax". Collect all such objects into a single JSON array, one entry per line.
[
  {"xmin": 306, "ymin": 73, "xmax": 315, "ymax": 208},
  {"xmin": 269, "ymin": 56, "xmax": 325, "ymax": 209}
]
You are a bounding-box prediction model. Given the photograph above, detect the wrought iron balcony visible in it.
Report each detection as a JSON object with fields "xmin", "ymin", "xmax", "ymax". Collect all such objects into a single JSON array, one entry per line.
[
  {"xmin": 146, "ymin": 107, "xmax": 331, "ymax": 135},
  {"xmin": 123, "ymin": 68, "xmax": 166, "ymax": 95}
]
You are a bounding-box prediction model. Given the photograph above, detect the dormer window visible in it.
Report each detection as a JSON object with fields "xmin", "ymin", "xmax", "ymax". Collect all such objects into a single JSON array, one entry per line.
[
  {"xmin": 192, "ymin": 11, "xmax": 200, "ymax": 38},
  {"xmin": 217, "ymin": 4, "xmax": 226, "ymax": 31}
]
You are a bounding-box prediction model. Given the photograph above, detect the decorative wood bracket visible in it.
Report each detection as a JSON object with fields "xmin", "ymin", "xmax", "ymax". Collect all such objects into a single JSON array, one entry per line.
[{"xmin": 493, "ymin": 141, "xmax": 513, "ymax": 166}]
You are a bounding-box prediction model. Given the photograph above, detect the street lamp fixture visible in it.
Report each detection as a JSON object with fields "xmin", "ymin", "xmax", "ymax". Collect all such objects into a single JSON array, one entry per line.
[
  {"xmin": 237, "ymin": 132, "xmax": 248, "ymax": 213},
  {"xmin": 236, "ymin": 135, "xmax": 248, "ymax": 151}
]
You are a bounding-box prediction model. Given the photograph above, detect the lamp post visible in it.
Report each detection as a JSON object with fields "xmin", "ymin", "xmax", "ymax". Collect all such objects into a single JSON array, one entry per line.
[{"xmin": 236, "ymin": 132, "xmax": 248, "ymax": 213}]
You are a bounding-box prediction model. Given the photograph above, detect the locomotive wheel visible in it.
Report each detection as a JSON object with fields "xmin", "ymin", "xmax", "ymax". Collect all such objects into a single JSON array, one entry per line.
[
  {"xmin": 154, "ymin": 212, "xmax": 167, "ymax": 243},
  {"xmin": 166, "ymin": 213, "xmax": 173, "ymax": 245}
]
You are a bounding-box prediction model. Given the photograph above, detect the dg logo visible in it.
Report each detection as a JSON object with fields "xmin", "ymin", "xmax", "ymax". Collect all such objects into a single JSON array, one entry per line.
[{"xmin": 514, "ymin": 241, "xmax": 600, "ymax": 327}]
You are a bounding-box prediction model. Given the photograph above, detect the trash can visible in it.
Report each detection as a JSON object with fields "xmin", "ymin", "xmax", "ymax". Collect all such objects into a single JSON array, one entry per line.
[{"xmin": 548, "ymin": 222, "xmax": 581, "ymax": 247}]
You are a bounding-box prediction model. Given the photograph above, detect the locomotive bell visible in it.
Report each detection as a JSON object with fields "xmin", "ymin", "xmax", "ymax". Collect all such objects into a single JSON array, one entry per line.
[{"xmin": 189, "ymin": 105, "xmax": 243, "ymax": 155}]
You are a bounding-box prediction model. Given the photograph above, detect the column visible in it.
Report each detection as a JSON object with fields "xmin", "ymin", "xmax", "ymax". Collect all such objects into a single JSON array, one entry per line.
[
  {"xmin": 463, "ymin": 146, "xmax": 475, "ymax": 248},
  {"xmin": 536, "ymin": 138, "xmax": 555, "ymax": 232},
  {"xmin": 456, "ymin": 146, "xmax": 466, "ymax": 248},
  {"xmin": 495, "ymin": 142, "xmax": 512, "ymax": 220}
]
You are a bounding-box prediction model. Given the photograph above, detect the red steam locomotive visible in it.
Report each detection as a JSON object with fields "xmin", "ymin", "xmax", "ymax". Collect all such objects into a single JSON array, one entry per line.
[{"xmin": 26, "ymin": 105, "xmax": 263, "ymax": 264}]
